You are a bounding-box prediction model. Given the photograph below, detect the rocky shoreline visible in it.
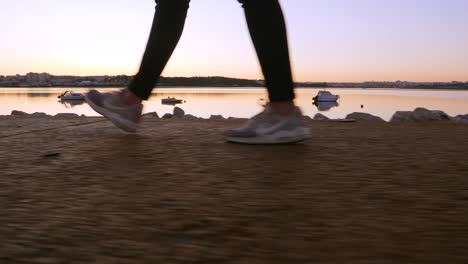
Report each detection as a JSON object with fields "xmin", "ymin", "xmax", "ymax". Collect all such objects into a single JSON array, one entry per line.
[{"xmin": 6, "ymin": 107, "xmax": 468, "ymax": 124}]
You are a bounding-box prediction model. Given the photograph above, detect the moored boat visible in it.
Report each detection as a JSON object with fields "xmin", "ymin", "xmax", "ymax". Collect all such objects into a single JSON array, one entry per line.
[
  {"xmin": 58, "ymin": 91, "xmax": 85, "ymax": 100},
  {"xmin": 161, "ymin": 97, "xmax": 184, "ymax": 105},
  {"xmin": 313, "ymin": 90, "xmax": 339, "ymax": 102}
]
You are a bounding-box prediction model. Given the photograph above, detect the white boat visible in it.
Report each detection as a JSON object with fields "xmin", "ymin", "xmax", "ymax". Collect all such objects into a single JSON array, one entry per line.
[
  {"xmin": 313, "ymin": 90, "xmax": 339, "ymax": 102},
  {"xmin": 161, "ymin": 97, "xmax": 183, "ymax": 105},
  {"xmin": 58, "ymin": 91, "xmax": 85, "ymax": 100}
]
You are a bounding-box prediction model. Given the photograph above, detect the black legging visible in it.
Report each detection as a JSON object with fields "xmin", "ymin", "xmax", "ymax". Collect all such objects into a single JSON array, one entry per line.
[{"xmin": 128, "ymin": 0, "xmax": 295, "ymax": 102}]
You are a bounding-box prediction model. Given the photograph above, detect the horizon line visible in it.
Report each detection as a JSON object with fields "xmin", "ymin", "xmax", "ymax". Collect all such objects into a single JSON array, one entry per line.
[{"xmin": 2, "ymin": 72, "xmax": 467, "ymax": 84}]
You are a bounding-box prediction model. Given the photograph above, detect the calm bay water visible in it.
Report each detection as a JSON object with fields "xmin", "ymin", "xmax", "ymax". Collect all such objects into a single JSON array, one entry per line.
[{"xmin": 1, "ymin": 87, "xmax": 468, "ymax": 121}]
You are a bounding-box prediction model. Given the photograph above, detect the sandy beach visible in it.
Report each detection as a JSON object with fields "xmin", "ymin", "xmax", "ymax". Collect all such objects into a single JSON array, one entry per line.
[{"xmin": 1, "ymin": 116, "xmax": 468, "ymax": 263}]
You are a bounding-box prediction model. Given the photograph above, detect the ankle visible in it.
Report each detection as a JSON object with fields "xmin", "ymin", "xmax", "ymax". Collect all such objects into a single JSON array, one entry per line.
[
  {"xmin": 270, "ymin": 101, "xmax": 295, "ymax": 116},
  {"xmin": 120, "ymin": 89, "xmax": 142, "ymax": 105}
]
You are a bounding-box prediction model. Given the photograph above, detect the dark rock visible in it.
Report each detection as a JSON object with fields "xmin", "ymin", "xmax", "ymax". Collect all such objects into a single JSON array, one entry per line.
[
  {"xmin": 32, "ymin": 112, "xmax": 48, "ymax": 117},
  {"xmin": 391, "ymin": 108, "xmax": 451, "ymax": 122},
  {"xmin": 55, "ymin": 113, "xmax": 79, "ymax": 118},
  {"xmin": 162, "ymin": 113, "xmax": 173, "ymax": 119},
  {"xmin": 183, "ymin": 114, "xmax": 198, "ymax": 119},
  {"xmin": 390, "ymin": 111, "xmax": 413, "ymax": 122},
  {"xmin": 143, "ymin": 112, "xmax": 159, "ymax": 118},
  {"xmin": 452, "ymin": 115, "xmax": 468, "ymax": 124},
  {"xmin": 173, "ymin": 107, "xmax": 185, "ymax": 118},
  {"xmin": 11, "ymin": 110, "xmax": 28, "ymax": 116},
  {"xmin": 413, "ymin": 108, "xmax": 451, "ymax": 121},
  {"xmin": 346, "ymin": 112, "xmax": 385, "ymax": 122},
  {"xmin": 313, "ymin": 113, "xmax": 329, "ymax": 121},
  {"xmin": 210, "ymin": 115, "xmax": 225, "ymax": 120},
  {"xmin": 228, "ymin": 117, "xmax": 248, "ymax": 121},
  {"xmin": 332, "ymin": 118, "xmax": 356, "ymax": 122}
]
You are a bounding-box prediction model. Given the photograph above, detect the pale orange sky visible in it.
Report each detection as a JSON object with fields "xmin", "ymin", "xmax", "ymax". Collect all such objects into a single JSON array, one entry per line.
[{"xmin": 1, "ymin": 0, "xmax": 468, "ymax": 82}]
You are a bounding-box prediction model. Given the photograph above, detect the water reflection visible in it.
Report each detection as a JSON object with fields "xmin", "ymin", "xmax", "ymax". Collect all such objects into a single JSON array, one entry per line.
[
  {"xmin": 161, "ymin": 96, "xmax": 186, "ymax": 106},
  {"xmin": 26, "ymin": 93, "xmax": 53, "ymax": 98},
  {"xmin": 161, "ymin": 101, "xmax": 183, "ymax": 106},
  {"xmin": 313, "ymin": 101, "xmax": 339, "ymax": 112},
  {"xmin": 1, "ymin": 88, "xmax": 468, "ymax": 120},
  {"xmin": 59, "ymin": 99, "xmax": 86, "ymax": 108}
]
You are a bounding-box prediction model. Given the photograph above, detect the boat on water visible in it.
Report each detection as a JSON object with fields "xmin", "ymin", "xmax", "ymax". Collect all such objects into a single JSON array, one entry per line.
[
  {"xmin": 58, "ymin": 91, "xmax": 85, "ymax": 100},
  {"xmin": 161, "ymin": 97, "xmax": 184, "ymax": 105},
  {"xmin": 313, "ymin": 90, "xmax": 339, "ymax": 102}
]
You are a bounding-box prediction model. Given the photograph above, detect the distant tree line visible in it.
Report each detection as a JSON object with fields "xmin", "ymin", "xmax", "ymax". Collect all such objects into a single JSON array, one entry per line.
[{"xmin": 157, "ymin": 76, "xmax": 263, "ymax": 87}]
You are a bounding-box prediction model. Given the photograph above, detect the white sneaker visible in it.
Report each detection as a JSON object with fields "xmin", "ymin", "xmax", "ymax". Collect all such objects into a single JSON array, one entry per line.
[
  {"xmin": 86, "ymin": 90, "xmax": 143, "ymax": 133},
  {"xmin": 224, "ymin": 105, "xmax": 310, "ymax": 144}
]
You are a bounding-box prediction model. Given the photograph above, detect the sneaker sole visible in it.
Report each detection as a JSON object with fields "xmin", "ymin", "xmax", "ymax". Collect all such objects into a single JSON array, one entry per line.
[
  {"xmin": 85, "ymin": 96, "xmax": 138, "ymax": 133},
  {"xmin": 225, "ymin": 127, "xmax": 309, "ymax": 145}
]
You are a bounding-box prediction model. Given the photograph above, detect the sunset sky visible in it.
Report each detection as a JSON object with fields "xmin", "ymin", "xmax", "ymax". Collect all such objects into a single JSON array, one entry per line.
[{"xmin": 1, "ymin": 0, "xmax": 467, "ymax": 82}]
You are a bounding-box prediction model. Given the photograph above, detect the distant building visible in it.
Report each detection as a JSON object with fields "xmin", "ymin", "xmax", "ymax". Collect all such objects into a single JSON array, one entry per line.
[
  {"xmin": 50, "ymin": 77, "xmax": 76, "ymax": 86},
  {"xmin": 79, "ymin": 80, "xmax": 93, "ymax": 86},
  {"xmin": 25, "ymin": 72, "xmax": 51, "ymax": 85}
]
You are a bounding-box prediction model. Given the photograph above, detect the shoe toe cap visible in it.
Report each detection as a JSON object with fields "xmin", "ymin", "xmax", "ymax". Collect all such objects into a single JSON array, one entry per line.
[{"xmin": 86, "ymin": 90, "xmax": 104, "ymax": 105}]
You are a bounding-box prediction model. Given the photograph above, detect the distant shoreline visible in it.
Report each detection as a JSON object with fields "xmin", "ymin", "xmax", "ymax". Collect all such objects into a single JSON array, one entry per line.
[
  {"xmin": 1, "ymin": 73, "xmax": 467, "ymax": 90},
  {"xmin": 1, "ymin": 86, "xmax": 468, "ymax": 91}
]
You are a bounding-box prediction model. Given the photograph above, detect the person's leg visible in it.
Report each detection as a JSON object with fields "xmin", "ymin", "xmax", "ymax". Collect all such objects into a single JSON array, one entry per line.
[
  {"xmin": 239, "ymin": 0, "xmax": 295, "ymax": 115},
  {"xmin": 86, "ymin": 0, "xmax": 190, "ymax": 132},
  {"xmin": 224, "ymin": 0, "xmax": 308, "ymax": 144},
  {"xmin": 126, "ymin": 0, "xmax": 191, "ymax": 103}
]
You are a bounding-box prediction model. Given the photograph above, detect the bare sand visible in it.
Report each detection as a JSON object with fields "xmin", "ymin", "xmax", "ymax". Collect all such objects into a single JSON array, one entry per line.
[{"xmin": 1, "ymin": 116, "xmax": 468, "ymax": 263}]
